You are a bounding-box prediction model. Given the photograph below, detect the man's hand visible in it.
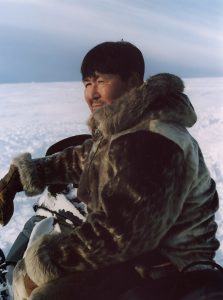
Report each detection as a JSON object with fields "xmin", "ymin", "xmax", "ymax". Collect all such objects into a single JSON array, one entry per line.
[{"xmin": 0, "ymin": 165, "xmax": 23, "ymax": 226}]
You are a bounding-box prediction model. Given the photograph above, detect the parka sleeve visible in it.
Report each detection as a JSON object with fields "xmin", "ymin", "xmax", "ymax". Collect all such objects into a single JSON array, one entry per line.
[
  {"xmin": 23, "ymin": 131, "xmax": 187, "ymax": 287},
  {"xmin": 13, "ymin": 138, "xmax": 93, "ymax": 196}
]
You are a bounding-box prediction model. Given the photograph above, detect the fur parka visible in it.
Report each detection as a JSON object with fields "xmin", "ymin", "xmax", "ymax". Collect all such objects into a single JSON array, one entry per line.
[{"xmin": 13, "ymin": 73, "xmax": 220, "ymax": 299}]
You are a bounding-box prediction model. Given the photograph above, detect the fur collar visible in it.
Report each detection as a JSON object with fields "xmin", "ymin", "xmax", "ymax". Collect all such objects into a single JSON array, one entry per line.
[{"xmin": 88, "ymin": 73, "xmax": 197, "ymax": 137}]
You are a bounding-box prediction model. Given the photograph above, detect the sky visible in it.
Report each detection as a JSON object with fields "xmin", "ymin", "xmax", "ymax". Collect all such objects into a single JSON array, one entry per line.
[{"xmin": 0, "ymin": 0, "xmax": 222, "ymax": 83}]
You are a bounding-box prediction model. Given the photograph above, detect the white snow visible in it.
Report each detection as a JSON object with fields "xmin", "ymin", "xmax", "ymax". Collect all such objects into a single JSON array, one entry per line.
[{"xmin": 0, "ymin": 78, "xmax": 223, "ymax": 265}]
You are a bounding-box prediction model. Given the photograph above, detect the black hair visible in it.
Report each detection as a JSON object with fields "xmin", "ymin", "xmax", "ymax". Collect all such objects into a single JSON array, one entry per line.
[{"xmin": 81, "ymin": 41, "xmax": 145, "ymax": 81}]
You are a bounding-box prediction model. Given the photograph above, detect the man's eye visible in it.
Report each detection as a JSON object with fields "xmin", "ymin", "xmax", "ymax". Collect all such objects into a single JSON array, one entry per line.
[
  {"xmin": 97, "ymin": 79, "xmax": 104, "ymax": 84},
  {"xmin": 84, "ymin": 82, "xmax": 91, "ymax": 87}
]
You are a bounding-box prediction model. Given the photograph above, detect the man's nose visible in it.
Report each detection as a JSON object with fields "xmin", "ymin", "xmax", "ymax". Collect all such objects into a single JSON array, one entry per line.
[
  {"xmin": 90, "ymin": 85, "xmax": 100, "ymax": 101},
  {"xmin": 93, "ymin": 93, "xmax": 100, "ymax": 101}
]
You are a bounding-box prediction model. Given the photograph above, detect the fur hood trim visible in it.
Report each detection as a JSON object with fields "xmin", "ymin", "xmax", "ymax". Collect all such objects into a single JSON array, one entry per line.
[{"xmin": 88, "ymin": 73, "xmax": 197, "ymax": 137}]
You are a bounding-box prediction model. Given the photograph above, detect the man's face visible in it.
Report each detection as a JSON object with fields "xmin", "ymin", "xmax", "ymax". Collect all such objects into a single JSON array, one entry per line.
[{"xmin": 83, "ymin": 72, "xmax": 131, "ymax": 113}]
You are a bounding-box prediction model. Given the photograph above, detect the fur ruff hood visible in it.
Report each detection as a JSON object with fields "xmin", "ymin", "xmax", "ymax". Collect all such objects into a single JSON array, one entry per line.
[{"xmin": 89, "ymin": 73, "xmax": 197, "ymax": 137}]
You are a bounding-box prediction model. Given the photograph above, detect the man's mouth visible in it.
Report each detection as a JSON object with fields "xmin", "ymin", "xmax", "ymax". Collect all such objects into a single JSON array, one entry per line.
[{"xmin": 92, "ymin": 103, "xmax": 104, "ymax": 112}]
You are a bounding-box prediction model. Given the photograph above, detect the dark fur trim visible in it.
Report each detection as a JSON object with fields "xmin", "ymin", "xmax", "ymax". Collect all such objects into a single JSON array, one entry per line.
[
  {"xmin": 13, "ymin": 153, "xmax": 45, "ymax": 196},
  {"xmin": 147, "ymin": 73, "xmax": 184, "ymax": 93}
]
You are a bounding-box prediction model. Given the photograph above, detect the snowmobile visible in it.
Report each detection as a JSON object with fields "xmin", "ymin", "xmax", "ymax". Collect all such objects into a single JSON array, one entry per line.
[
  {"xmin": 0, "ymin": 134, "xmax": 91, "ymax": 300},
  {"xmin": 0, "ymin": 249, "xmax": 8, "ymax": 300}
]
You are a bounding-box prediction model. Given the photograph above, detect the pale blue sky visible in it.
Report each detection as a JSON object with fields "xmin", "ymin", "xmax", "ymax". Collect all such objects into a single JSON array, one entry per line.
[{"xmin": 0, "ymin": 0, "xmax": 222, "ymax": 83}]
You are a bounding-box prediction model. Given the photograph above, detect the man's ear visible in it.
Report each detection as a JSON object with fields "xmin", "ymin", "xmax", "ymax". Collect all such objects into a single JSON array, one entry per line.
[{"xmin": 127, "ymin": 72, "xmax": 143, "ymax": 89}]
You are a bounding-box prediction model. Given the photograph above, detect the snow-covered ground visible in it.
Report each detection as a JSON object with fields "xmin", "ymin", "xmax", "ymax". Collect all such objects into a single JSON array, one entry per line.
[{"xmin": 0, "ymin": 77, "xmax": 223, "ymax": 264}]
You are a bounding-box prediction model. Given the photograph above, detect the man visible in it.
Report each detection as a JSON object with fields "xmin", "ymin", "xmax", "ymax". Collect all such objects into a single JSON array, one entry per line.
[{"xmin": 0, "ymin": 41, "xmax": 222, "ymax": 300}]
